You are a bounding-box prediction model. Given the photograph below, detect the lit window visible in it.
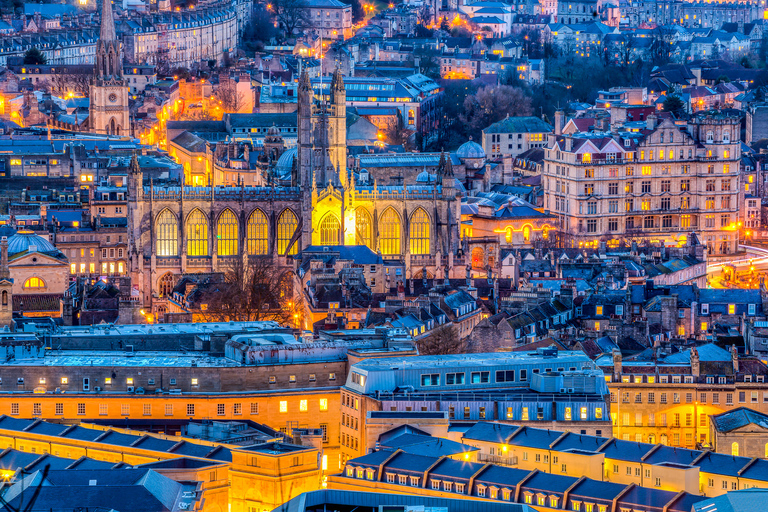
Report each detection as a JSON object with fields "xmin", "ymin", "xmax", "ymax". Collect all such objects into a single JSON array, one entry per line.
[
  {"xmin": 280, "ymin": 401, "xmax": 288, "ymax": 413},
  {"xmin": 61, "ymin": 377, "xmax": 68, "ymax": 384},
  {"xmin": 300, "ymin": 400, "xmax": 308, "ymax": 412},
  {"xmin": 320, "ymin": 399, "xmax": 328, "ymax": 411},
  {"xmin": 126, "ymin": 378, "xmax": 134, "ymax": 385},
  {"xmin": 191, "ymin": 378, "xmax": 198, "ymax": 386},
  {"xmin": 728, "ymin": 304, "xmax": 735, "ymax": 315},
  {"xmin": 23, "ymin": 277, "xmax": 45, "ymax": 289}
]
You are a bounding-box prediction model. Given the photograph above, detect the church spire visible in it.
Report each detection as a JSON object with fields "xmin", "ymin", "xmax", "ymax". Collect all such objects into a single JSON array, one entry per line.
[
  {"xmin": 100, "ymin": 0, "xmax": 117, "ymax": 42},
  {"xmin": 95, "ymin": 0, "xmax": 122, "ymax": 79}
]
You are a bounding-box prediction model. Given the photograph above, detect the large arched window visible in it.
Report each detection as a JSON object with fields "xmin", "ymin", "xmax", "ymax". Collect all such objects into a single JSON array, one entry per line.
[
  {"xmin": 186, "ymin": 209, "xmax": 209, "ymax": 256},
  {"xmin": 217, "ymin": 209, "xmax": 239, "ymax": 256},
  {"xmin": 278, "ymin": 209, "xmax": 298, "ymax": 256},
  {"xmin": 156, "ymin": 209, "xmax": 178, "ymax": 256},
  {"xmin": 732, "ymin": 442, "xmax": 739, "ymax": 456},
  {"xmin": 320, "ymin": 214, "xmax": 340, "ymax": 245},
  {"xmin": 379, "ymin": 208, "xmax": 401, "ymax": 256},
  {"xmin": 409, "ymin": 208, "xmax": 430, "ymax": 255},
  {"xmin": 159, "ymin": 273, "xmax": 174, "ymax": 298},
  {"xmin": 247, "ymin": 209, "xmax": 269, "ymax": 255},
  {"xmin": 23, "ymin": 277, "xmax": 45, "ymax": 289},
  {"xmin": 355, "ymin": 208, "xmax": 372, "ymax": 249}
]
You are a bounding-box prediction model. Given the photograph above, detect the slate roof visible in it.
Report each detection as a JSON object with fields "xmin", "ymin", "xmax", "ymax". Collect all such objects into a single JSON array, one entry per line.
[
  {"xmin": 483, "ymin": 116, "xmax": 553, "ymax": 134},
  {"xmin": 711, "ymin": 407, "xmax": 768, "ymax": 433},
  {"xmin": 693, "ymin": 489, "xmax": 768, "ymax": 512},
  {"xmin": 171, "ymin": 131, "xmax": 207, "ymax": 152},
  {"xmin": 2, "ymin": 468, "xmax": 192, "ymax": 512},
  {"xmin": 462, "ymin": 422, "xmax": 518, "ymax": 443}
]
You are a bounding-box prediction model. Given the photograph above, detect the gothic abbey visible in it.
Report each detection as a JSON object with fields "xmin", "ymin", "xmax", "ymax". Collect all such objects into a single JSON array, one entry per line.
[{"xmin": 127, "ymin": 68, "xmax": 473, "ymax": 313}]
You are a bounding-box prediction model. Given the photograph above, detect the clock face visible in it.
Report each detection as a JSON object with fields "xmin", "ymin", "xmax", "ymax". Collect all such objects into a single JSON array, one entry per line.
[{"xmin": 109, "ymin": 93, "xmax": 117, "ymax": 103}]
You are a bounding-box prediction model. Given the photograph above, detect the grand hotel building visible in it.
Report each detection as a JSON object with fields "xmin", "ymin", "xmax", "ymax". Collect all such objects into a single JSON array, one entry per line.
[{"xmin": 543, "ymin": 113, "xmax": 742, "ymax": 254}]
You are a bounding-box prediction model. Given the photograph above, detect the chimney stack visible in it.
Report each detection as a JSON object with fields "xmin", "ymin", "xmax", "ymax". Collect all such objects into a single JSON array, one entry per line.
[{"xmin": 554, "ymin": 110, "xmax": 564, "ymax": 135}]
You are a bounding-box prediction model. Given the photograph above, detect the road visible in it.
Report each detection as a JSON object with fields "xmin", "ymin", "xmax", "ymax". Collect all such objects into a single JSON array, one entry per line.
[{"xmin": 707, "ymin": 245, "xmax": 768, "ymax": 288}]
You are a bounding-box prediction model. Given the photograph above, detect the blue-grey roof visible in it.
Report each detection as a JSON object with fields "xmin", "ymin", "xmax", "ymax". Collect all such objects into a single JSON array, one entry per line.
[
  {"xmin": 462, "ymin": 422, "xmax": 518, "ymax": 443},
  {"xmin": 301, "ymin": 245, "xmax": 383, "ymax": 265},
  {"xmin": 522, "ymin": 470, "xmax": 576, "ymax": 493},
  {"xmin": 347, "ymin": 448, "xmax": 397, "ymax": 467},
  {"xmin": 569, "ymin": 478, "xmax": 626, "ymax": 501},
  {"xmin": 385, "ymin": 436, "xmax": 477, "ymax": 457},
  {"xmin": 599, "ymin": 438, "xmax": 653, "ymax": 462},
  {"xmin": 712, "ymin": 407, "xmax": 768, "ymax": 433},
  {"xmin": 695, "ymin": 451, "xmax": 752, "ymax": 477},
  {"xmin": 483, "ymin": 116, "xmax": 553, "ymax": 135},
  {"xmin": 693, "ymin": 489, "xmax": 768, "ymax": 512},
  {"xmin": 661, "ymin": 344, "xmax": 731, "ymax": 364},
  {"xmin": 456, "ymin": 139, "xmax": 486, "ymax": 159},
  {"xmin": 429, "ymin": 457, "xmax": 484, "ymax": 479},
  {"xmin": 508, "ymin": 426, "xmax": 563, "ymax": 450},
  {"xmin": 552, "ymin": 432, "xmax": 608, "ymax": 452},
  {"xmin": 386, "ymin": 452, "xmax": 440, "ymax": 473},
  {"xmin": 7, "ymin": 231, "xmax": 56, "ymax": 255},
  {"xmin": 475, "ymin": 465, "xmax": 530, "ymax": 487}
]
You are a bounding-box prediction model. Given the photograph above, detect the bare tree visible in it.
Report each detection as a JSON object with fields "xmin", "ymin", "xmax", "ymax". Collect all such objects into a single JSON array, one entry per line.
[
  {"xmin": 215, "ymin": 78, "xmax": 246, "ymax": 113},
  {"xmin": 199, "ymin": 257, "xmax": 301, "ymax": 325},
  {"xmin": 272, "ymin": 0, "xmax": 310, "ymax": 37},
  {"xmin": 380, "ymin": 115, "xmax": 415, "ymax": 149},
  {"xmin": 459, "ymin": 85, "xmax": 532, "ymax": 138},
  {"xmin": 416, "ymin": 324, "xmax": 466, "ymax": 355}
]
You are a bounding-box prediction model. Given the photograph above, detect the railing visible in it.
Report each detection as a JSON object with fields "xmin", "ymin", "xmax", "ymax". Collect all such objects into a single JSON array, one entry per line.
[
  {"xmin": 410, "ymin": 254, "xmax": 437, "ymax": 266},
  {"xmin": 376, "ymin": 391, "xmax": 606, "ymax": 403},
  {"xmin": 157, "ymin": 257, "xmax": 181, "ymax": 267},
  {"xmin": 479, "ymin": 454, "xmax": 518, "ymax": 466},
  {"xmin": 187, "ymin": 257, "xmax": 211, "ymax": 266},
  {"xmin": 146, "ymin": 186, "xmax": 301, "ymax": 202}
]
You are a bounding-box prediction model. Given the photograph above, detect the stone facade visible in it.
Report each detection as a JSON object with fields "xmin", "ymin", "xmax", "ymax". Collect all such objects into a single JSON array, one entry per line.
[{"xmin": 543, "ymin": 114, "xmax": 742, "ymax": 254}]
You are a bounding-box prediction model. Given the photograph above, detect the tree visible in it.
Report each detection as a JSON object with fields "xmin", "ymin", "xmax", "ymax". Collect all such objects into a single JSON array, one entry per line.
[
  {"xmin": 459, "ymin": 85, "xmax": 532, "ymax": 138},
  {"xmin": 429, "ymin": 79, "xmax": 477, "ymax": 151},
  {"xmin": 381, "ymin": 115, "xmax": 415, "ymax": 149},
  {"xmin": 241, "ymin": 4, "xmax": 279, "ymax": 52},
  {"xmin": 272, "ymin": 0, "xmax": 310, "ymax": 37},
  {"xmin": 23, "ymin": 47, "xmax": 46, "ymax": 65},
  {"xmin": 416, "ymin": 324, "xmax": 465, "ymax": 355},
  {"xmin": 416, "ymin": 4, "xmax": 432, "ymax": 27},
  {"xmin": 715, "ymin": 74, "xmax": 731, "ymax": 85},
  {"xmin": 49, "ymin": 67, "xmax": 92, "ymax": 96},
  {"xmin": 413, "ymin": 45, "xmax": 441, "ymax": 80},
  {"xmin": 647, "ymin": 27, "xmax": 674, "ymax": 66},
  {"xmin": 215, "ymin": 78, "xmax": 246, "ymax": 112},
  {"xmin": 199, "ymin": 257, "xmax": 300, "ymax": 324},
  {"xmin": 663, "ymin": 94, "xmax": 686, "ymax": 117}
]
